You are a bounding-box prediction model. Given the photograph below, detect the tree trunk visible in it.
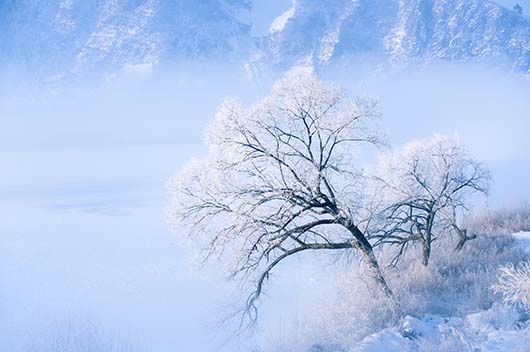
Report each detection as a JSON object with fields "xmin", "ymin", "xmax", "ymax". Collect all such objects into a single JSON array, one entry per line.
[
  {"xmin": 347, "ymin": 223, "xmax": 393, "ymax": 297},
  {"xmin": 422, "ymin": 237, "xmax": 431, "ymax": 266},
  {"xmin": 422, "ymin": 214, "xmax": 434, "ymax": 266}
]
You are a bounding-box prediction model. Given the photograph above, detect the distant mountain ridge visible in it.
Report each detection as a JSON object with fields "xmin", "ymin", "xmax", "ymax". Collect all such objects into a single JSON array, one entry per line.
[
  {"xmin": 259, "ymin": 0, "xmax": 530, "ymax": 73},
  {"xmin": 0, "ymin": 0, "xmax": 529, "ymax": 78},
  {"xmin": 0, "ymin": 0, "xmax": 252, "ymax": 76}
]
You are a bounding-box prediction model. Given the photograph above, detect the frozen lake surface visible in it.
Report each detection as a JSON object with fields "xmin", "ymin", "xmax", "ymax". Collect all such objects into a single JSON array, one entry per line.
[
  {"xmin": 0, "ymin": 144, "xmax": 232, "ymax": 351},
  {"xmin": 0, "ymin": 143, "xmax": 334, "ymax": 351}
]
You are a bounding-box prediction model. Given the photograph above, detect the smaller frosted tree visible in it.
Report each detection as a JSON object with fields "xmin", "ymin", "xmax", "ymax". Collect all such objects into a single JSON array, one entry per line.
[
  {"xmin": 167, "ymin": 72, "xmax": 391, "ymax": 327},
  {"xmin": 371, "ymin": 134, "xmax": 490, "ymax": 266}
]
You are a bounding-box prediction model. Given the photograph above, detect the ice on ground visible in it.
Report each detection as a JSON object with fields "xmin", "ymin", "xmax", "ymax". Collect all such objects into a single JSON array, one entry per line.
[{"xmin": 356, "ymin": 305, "xmax": 530, "ymax": 352}]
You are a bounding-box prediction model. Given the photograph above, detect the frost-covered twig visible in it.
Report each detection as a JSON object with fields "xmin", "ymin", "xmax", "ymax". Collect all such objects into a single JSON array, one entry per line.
[{"xmin": 492, "ymin": 261, "xmax": 530, "ymax": 310}]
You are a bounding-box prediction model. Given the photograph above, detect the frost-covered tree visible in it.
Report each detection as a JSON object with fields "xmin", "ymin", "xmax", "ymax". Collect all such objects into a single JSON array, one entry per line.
[
  {"xmin": 371, "ymin": 135, "xmax": 490, "ymax": 266},
  {"xmin": 167, "ymin": 73, "xmax": 390, "ymax": 325},
  {"xmin": 467, "ymin": 202, "xmax": 530, "ymax": 235},
  {"xmin": 493, "ymin": 261, "xmax": 530, "ymax": 311}
]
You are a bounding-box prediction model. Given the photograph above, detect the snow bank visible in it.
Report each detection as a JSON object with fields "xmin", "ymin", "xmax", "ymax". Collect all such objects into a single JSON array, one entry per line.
[
  {"xmin": 354, "ymin": 233, "xmax": 530, "ymax": 351},
  {"xmin": 356, "ymin": 306, "xmax": 530, "ymax": 352}
]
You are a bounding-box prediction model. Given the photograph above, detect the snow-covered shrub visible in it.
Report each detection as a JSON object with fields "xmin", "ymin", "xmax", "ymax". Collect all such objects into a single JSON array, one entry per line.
[
  {"xmin": 277, "ymin": 231, "xmax": 528, "ymax": 350},
  {"xmin": 422, "ymin": 231, "xmax": 526, "ymax": 313},
  {"xmin": 493, "ymin": 261, "xmax": 530, "ymax": 311},
  {"xmin": 466, "ymin": 202, "xmax": 530, "ymax": 235},
  {"xmin": 383, "ymin": 231, "xmax": 526, "ymax": 319}
]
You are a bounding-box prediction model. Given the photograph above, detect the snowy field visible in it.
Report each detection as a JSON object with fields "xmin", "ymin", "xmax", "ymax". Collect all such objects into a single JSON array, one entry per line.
[
  {"xmin": 356, "ymin": 306, "xmax": 530, "ymax": 352},
  {"xmin": 0, "ymin": 144, "xmax": 339, "ymax": 351},
  {"xmin": 0, "ymin": 144, "xmax": 226, "ymax": 350}
]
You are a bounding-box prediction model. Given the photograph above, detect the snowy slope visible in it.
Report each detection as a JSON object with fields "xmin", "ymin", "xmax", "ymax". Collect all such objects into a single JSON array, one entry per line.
[
  {"xmin": 259, "ymin": 0, "xmax": 530, "ymax": 72},
  {"xmin": 0, "ymin": 0, "xmax": 252, "ymax": 76},
  {"xmin": 2, "ymin": 0, "xmax": 530, "ymax": 78}
]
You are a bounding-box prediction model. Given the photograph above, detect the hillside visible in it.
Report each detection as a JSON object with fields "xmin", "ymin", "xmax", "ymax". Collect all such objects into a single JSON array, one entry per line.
[
  {"xmin": 1, "ymin": 0, "xmax": 529, "ymax": 78},
  {"xmin": 0, "ymin": 0, "xmax": 252, "ymax": 76},
  {"xmin": 259, "ymin": 0, "xmax": 530, "ymax": 72}
]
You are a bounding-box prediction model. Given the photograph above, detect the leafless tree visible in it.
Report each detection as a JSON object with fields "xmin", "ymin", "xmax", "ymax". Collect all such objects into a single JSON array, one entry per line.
[
  {"xmin": 167, "ymin": 72, "xmax": 391, "ymax": 327},
  {"xmin": 371, "ymin": 135, "xmax": 490, "ymax": 266}
]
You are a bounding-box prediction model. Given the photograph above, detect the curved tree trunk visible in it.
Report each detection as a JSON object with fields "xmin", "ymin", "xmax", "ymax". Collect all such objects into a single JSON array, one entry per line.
[{"xmin": 347, "ymin": 223, "xmax": 393, "ymax": 297}]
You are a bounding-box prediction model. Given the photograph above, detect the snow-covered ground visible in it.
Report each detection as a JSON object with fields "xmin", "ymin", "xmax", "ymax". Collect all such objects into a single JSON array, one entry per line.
[
  {"xmin": 355, "ymin": 234, "xmax": 530, "ymax": 352},
  {"xmin": 0, "ymin": 144, "xmax": 338, "ymax": 351},
  {"xmin": 357, "ymin": 305, "xmax": 530, "ymax": 352},
  {"xmin": 0, "ymin": 144, "xmax": 233, "ymax": 351}
]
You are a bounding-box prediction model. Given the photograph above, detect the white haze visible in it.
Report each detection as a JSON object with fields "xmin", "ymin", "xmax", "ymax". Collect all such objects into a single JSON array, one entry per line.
[{"xmin": 0, "ymin": 62, "xmax": 529, "ymax": 351}]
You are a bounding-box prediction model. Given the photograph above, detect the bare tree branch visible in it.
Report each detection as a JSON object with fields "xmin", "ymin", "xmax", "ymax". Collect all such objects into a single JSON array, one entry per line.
[{"xmin": 167, "ymin": 72, "xmax": 390, "ymax": 329}]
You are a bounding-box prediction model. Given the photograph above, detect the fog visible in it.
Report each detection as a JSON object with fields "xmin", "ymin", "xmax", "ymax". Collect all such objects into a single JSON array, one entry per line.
[
  {"xmin": 326, "ymin": 63, "xmax": 530, "ymax": 203},
  {"xmin": 1, "ymin": 61, "xmax": 529, "ymax": 351}
]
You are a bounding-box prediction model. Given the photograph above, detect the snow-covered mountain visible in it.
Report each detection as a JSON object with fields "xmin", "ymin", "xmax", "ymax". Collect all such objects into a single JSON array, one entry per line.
[
  {"xmin": 259, "ymin": 0, "xmax": 530, "ymax": 73},
  {"xmin": 0, "ymin": 0, "xmax": 252, "ymax": 76},
  {"xmin": 1, "ymin": 0, "xmax": 529, "ymax": 77}
]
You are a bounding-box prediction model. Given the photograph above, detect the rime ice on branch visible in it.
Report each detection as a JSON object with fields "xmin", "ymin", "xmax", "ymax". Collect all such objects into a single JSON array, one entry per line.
[{"xmin": 371, "ymin": 135, "xmax": 490, "ymax": 266}]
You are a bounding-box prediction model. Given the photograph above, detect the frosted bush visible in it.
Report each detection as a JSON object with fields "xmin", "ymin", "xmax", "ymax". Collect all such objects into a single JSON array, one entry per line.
[
  {"xmin": 466, "ymin": 202, "xmax": 530, "ymax": 235},
  {"xmin": 278, "ymin": 232, "xmax": 528, "ymax": 350},
  {"xmin": 493, "ymin": 261, "xmax": 530, "ymax": 311}
]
